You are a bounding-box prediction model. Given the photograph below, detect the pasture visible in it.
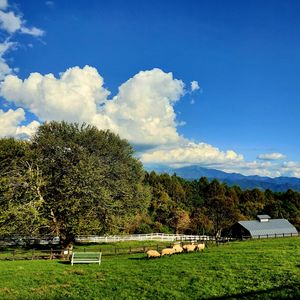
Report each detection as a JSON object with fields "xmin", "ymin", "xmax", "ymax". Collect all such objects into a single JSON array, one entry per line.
[{"xmin": 1, "ymin": 238, "xmax": 300, "ymax": 299}]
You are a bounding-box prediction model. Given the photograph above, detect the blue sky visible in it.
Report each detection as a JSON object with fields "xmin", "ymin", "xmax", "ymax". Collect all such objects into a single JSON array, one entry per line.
[{"xmin": 0, "ymin": 0, "xmax": 300, "ymax": 177}]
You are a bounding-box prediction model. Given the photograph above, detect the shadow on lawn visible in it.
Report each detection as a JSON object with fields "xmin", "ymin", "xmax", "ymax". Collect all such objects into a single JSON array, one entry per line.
[
  {"xmin": 207, "ymin": 283, "xmax": 300, "ymax": 300},
  {"xmin": 128, "ymin": 257, "xmax": 147, "ymax": 261},
  {"xmin": 57, "ymin": 261, "xmax": 71, "ymax": 265}
]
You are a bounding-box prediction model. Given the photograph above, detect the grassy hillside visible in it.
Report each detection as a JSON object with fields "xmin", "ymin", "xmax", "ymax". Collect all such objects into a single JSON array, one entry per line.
[{"xmin": 1, "ymin": 238, "xmax": 300, "ymax": 299}]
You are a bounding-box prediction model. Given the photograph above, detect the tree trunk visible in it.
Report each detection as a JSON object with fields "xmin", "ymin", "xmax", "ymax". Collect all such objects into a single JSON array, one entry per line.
[
  {"xmin": 50, "ymin": 209, "xmax": 60, "ymax": 237},
  {"xmin": 60, "ymin": 234, "xmax": 75, "ymax": 259}
]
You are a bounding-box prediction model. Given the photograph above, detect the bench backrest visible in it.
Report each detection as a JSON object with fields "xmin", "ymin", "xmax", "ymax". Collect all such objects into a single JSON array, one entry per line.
[{"xmin": 71, "ymin": 252, "xmax": 102, "ymax": 265}]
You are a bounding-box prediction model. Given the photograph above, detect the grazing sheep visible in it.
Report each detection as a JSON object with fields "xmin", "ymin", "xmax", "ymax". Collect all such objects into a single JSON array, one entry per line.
[
  {"xmin": 196, "ymin": 243, "xmax": 205, "ymax": 251},
  {"xmin": 161, "ymin": 248, "xmax": 175, "ymax": 256},
  {"xmin": 172, "ymin": 244, "xmax": 184, "ymax": 254},
  {"xmin": 146, "ymin": 250, "xmax": 161, "ymax": 259},
  {"xmin": 183, "ymin": 244, "xmax": 197, "ymax": 252}
]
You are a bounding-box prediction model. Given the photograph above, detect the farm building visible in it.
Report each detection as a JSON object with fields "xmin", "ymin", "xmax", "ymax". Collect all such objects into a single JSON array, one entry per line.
[{"xmin": 228, "ymin": 215, "xmax": 298, "ymax": 239}]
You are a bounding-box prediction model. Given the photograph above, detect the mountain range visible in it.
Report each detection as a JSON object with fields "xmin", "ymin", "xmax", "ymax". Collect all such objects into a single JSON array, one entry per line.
[{"xmin": 144, "ymin": 165, "xmax": 300, "ymax": 192}]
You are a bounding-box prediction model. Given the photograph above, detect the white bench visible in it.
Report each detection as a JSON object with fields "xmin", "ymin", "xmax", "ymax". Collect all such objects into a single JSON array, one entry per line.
[{"xmin": 71, "ymin": 252, "xmax": 102, "ymax": 266}]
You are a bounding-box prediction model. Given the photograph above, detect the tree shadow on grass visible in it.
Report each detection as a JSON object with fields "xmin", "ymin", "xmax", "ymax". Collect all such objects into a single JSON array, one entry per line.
[
  {"xmin": 57, "ymin": 261, "xmax": 71, "ymax": 265},
  {"xmin": 207, "ymin": 283, "xmax": 300, "ymax": 300},
  {"xmin": 128, "ymin": 257, "xmax": 147, "ymax": 261}
]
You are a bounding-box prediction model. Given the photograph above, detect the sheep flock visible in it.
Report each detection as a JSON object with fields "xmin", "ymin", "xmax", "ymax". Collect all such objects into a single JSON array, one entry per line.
[{"xmin": 146, "ymin": 242, "xmax": 205, "ymax": 259}]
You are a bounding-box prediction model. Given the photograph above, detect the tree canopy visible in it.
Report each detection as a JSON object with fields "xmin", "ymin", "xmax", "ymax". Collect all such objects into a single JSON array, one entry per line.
[
  {"xmin": 1, "ymin": 121, "xmax": 300, "ymax": 245},
  {"xmin": 0, "ymin": 122, "xmax": 150, "ymax": 247}
]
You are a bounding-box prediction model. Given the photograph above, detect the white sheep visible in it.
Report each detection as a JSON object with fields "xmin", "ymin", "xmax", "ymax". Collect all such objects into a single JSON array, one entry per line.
[
  {"xmin": 196, "ymin": 243, "xmax": 205, "ymax": 251},
  {"xmin": 183, "ymin": 244, "xmax": 197, "ymax": 252},
  {"xmin": 161, "ymin": 248, "xmax": 175, "ymax": 256},
  {"xmin": 146, "ymin": 250, "xmax": 161, "ymax": 259},
  {"xmin": 172, "ymin": 244, "xmax": 184, "ymax": 254}
]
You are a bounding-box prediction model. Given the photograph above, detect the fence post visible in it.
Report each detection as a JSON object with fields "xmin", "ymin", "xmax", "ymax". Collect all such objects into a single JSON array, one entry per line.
[
  {"xmin": 50, "ymin": 248, "xmax": 53, "ymax": 260},
  {"xmin": 129, "ymin": 246, "xmax": 131, "ymax": 254},
  {"xmin": 115, "ymin": 247, "xmax": 117, "ymax": 255},
  {"xmin": 32, "ymin": 249, "xmax": 35, "ymax": 260},
  {"xmin": 156, "ymin": 244, "xmax": 159, "ymax": 252}
]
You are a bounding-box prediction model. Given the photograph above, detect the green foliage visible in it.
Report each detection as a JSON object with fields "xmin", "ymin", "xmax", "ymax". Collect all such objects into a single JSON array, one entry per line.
[
  {"xmin": 0, "ymin": 138, "xmax": 48, "ymax": 236},
  {"xmin": 0, "ymin": 122, "xmax": 150, "ymax": 246},
  {"xmin": 1, "ymin": 121, "xmax": 300, "ymax": 242},
  {"xmin": 144, "ymin": 172, "xmax": 300, "ymax": 235}
]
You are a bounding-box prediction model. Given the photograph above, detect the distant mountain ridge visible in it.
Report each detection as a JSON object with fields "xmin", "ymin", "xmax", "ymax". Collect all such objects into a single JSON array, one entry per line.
[{"xmin": 144, "ymin": 165, "xmax": 300, "ymax": 192}]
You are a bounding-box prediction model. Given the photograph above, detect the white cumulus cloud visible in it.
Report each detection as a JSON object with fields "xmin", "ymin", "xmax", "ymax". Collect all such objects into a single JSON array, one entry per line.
[
  {"xmin": 0, "ymin": 108, "xmax": 40, "ymax": 138},
  {"xmin": 0, "ymin": 10, "xmax": 21, "ymax": 33},
  {"xmin": 0, "ymin": 1, "xmax": 44, "ymax": 79},
  {"xmin": 1, "ymin": 66, "xmax": 185, "ymax": 146},
  {"xmin": 141, "ymin": 144, "xmax": 300, "ymax": 178},
  {"xmin": 0, "ymin": 8, "xmax": 44, "ymax": 36},
  {"xmin": 94, "ymin": 68, "xmax": 185, "ymax": 145},
  {"xmin": 140, "ymin": 142, "xmax": 244, "ymax": 166},
  {"xmin": 1, "ymin": 65, "xmax": 110, "ymax": 123},
  {"xmin": 1, "ymin": 64, "xmax": 299, "ymax": 178},
  {"xmin": 191, "ymin": 80, "xmax": 200, "ymax": 91},
  {"xmin": 0, "ymin": 40, "xmax": 15, "ymax": 80}
]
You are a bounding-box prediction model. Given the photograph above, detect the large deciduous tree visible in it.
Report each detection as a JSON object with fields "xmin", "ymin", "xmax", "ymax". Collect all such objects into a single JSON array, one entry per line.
[
  {"xmin": 0, "ymin": 122, "xmax": 150, "ymax": 247},
  {"xmin": 32, "ymin": 121, "xmax": 150, "ymax": 247}
]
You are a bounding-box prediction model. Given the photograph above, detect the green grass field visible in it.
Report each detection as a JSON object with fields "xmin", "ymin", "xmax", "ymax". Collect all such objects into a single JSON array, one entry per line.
[{"xmin": 1, "ymin": 238, "xmax": 300, "ymax": 299}]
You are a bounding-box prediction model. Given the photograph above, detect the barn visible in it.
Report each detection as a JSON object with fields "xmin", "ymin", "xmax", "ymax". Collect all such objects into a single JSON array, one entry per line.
[{"xmin": 228, "ymin": 215, "xmax": 298, "ymax": 239}]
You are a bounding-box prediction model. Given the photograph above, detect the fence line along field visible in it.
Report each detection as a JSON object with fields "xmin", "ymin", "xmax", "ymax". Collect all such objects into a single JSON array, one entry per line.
[{"xmin": 1, "ymin": 237, "xmax": 300, "ymax": 299}]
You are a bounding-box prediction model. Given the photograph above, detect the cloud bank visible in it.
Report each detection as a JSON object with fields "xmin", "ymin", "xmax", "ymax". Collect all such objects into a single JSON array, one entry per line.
[
  {"xmin": 257, "ymin": 152, "xmax": 286, "ymax": 161},
  {"xmin": 1, "ymin": 66, "xmax": 185, "ymax": 146},
  {"xmin": 1, "ymin": 64, "xmax": 299, "ymax": 177},
  {"xmin": 140, "ymin": 142, "xmax": 243, "ymax": 166}
]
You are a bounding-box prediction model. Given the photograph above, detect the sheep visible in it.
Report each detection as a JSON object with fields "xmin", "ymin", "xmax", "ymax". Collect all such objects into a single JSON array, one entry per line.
[
  {"xmin": 196, "ymin": 243, "xmax": 205, "ymax": 252},
  {"xmin": 146, "ymin": 250, "xmax": 161, "ymax": 259},
  {"xmin": 172, "ymin": 244, "xmax": 184, "ymax": 254},
  {"xmin": 183, "ymin": 244, "xmax": 197, "ymax": 253},
  {"xmin": 161, "ymin": 248, "xmax": 175, "ymax": 256}
]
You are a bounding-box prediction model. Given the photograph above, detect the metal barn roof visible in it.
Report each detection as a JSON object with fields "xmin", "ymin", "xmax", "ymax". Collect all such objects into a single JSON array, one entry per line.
[
  {"xmin": 257, "ymin": 214, "xmax": 271, "ymax": 219},
  {"xmin": 238, "ymin": 219, "xmax": 298, "ymax": 237}
]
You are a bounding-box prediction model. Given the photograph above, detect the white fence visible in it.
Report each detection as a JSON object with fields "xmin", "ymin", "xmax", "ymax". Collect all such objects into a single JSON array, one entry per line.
[{"xmin": 75, "ymin": 233, "xmax": 215, "ymax": 243}]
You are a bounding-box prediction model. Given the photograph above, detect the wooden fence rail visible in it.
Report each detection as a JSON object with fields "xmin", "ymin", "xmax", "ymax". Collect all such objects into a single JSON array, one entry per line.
[
  {"xmin": 75, "ymin": 233, "xmax": 215, "ymax": 243},
  {"xmin": 0, "ymin": 244, "xmax": 171, "ymax": 261},
  {"xmin": 0, "ymin": 248, "xmax": 66, "ymax": 261}
]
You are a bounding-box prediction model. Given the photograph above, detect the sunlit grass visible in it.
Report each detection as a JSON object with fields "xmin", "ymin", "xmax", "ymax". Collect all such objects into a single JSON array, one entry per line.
[{"xmin": 0, "ymin": 237, "xmax": 300, "ymax": 299}]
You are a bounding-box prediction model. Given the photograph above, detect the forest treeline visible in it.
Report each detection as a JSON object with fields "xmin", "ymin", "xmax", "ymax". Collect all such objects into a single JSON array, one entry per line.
[
  {"xmin": 0, "ymin": 121, "xmax": 299, "ymax": 247},
  {"xmin": 142, "ymin": 172, "xmax": 300, "ymax": 236}
]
